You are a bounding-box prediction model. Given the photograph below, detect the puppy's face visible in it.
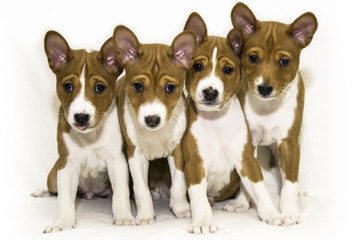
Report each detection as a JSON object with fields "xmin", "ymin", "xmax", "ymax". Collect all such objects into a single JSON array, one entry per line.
[
  {"xmin": 113, "ymin": 26, "xmax": 196, "ymax": 130},
  {"xmin": 184, "ymin": 13, "xmax": 243, "ymax": 111},
  {"xmin": 45, "ymin": 32, "xmax": 123, "ymax": 132},
  {"xmin": 231, "ymin": 3, "xmax": 317, "ymax": 99}
]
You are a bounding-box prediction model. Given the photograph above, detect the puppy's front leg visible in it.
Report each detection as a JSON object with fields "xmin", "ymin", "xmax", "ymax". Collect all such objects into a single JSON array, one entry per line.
[
  {"xmin": 278, "ymin": 138, "xmax": 300, "ymax": 226},
  {"xmin": 106, "ymin": 154, "xmax": 135, "ymax": 226},
  {"xmin": 128, "ymin": 150, "xmax": 154, "ymax": 225},
  {"xmin": 168, "ymin": 145, "xmax": 191, "ymax": 218},
  {"xmin": 44, "ymin": 161, "xmax": 80, "ymax": 233}
]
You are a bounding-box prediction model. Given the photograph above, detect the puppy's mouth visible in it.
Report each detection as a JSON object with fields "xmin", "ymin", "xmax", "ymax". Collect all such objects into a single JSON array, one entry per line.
[{"xmin": 195, "ymin": 100, "xmax": 222, "ymax": 111}]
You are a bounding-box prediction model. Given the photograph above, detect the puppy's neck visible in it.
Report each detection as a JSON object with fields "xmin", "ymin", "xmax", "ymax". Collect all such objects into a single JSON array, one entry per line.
[{"xmin": 247, "ymin": 73, "xmax": 300, "ymax": 115}]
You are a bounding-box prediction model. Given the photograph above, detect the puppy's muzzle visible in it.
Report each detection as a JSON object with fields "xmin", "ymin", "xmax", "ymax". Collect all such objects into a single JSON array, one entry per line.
[
  {"xmin": 202, "ymin": 87, "xmax": 219, "ymax": 102},
  {"xmin": 257, "ymin": 84, "xmax": 273, "ymax": 97},
  {"xmin": 145, "ymin": 115, "xmax": 161, "ymax": 128}
]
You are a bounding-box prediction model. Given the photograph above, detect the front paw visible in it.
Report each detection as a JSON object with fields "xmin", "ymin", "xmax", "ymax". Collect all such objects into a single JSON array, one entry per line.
[
  {"xmin": 258, "ymin": 208, "xmax": 283, "ymax": 226},
  {"xmin": 170, "ymin": 201, "xmax": 191, "ymax": 218},
  {"xmin": 113, "ymin": 217, "xmax": 136, "ymax": 226},
  {"xmin": 188, "ymin": 224, "xmax": 218, "ymax": 234},
  {"xmin": 135, "ymin": 216, "xmax": 155, "ymax": 225},
  {"xmin": 281, "ymin": 211, "xmax": 300, "ymax": 226},
  {"xmin": 43, "ymin": 219, "xmax": 75, "ymax": 233}
]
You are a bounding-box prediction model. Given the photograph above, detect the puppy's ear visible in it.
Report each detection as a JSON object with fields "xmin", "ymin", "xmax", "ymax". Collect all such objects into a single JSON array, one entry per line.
[
  {"xmin": 113, "ymin": 25, "xmax": 140, "ymax": 66},
  {"xmin": 171, "ymin": 30, "xmax": 197, "ymax": 69},
  {"xmin": 231, "ymin": 2, "xmax": 258, "ymax": 37},
  {"xmin": 227, "ymin": 28, "xmax": 243, "ymax": 55},
  {"xmin": 288, "ymin": 12, "xmax": 318, "ymax": 48},
  {"xmin": 99, "ymin": 37, "xmax": 123, "ymax": 77},
  {"xmin": 184, "ymin": 12, "xmax": 207, "ymax": 46},
  {"xmin": 44, "ymin": 31, "xmax": 70, "ymax": 73}
]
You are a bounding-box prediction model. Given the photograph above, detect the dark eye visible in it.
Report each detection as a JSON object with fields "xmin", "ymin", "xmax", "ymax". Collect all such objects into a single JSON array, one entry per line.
[
  {"xmin": 165, "ymin": 84, "xmax": 176, "ymax": 94},
  {"xmin": 248, "ymin": 55, "xmax": 258, "ymax": 63},
  {"xmin": 63, "ymin": 82, "xmax": 73, "ymax": 93},
  {"xmin": 223, "ymin": 66, "xmax": 234, "ymax": 75},
  {"xmin": 133, "ymin": 82, "xmax": 144, "ymax": 93},
  {"xmin": 193, "ymin": 62, "xmax": 203, "ymax": 72},
  {"xmin": 279, "ymin": 58, "xmax": 290, "ymax": 67},
  {"xmin": 94, "ymin": 84, "xmax": 106, "ymax": 94}
]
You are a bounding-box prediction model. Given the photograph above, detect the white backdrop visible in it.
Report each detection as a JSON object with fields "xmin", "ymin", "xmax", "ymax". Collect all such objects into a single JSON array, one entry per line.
[{"xmin": 1, "ymin": 0, "xmax": 358, "ymax": 239}]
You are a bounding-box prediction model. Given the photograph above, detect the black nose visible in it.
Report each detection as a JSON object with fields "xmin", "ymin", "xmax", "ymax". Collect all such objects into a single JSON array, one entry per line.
[
  {"xmin": 74, "ymin": 113, "xmax": 90, "ymax": 126},
  {"xmin": 202, "ymin": 87, "xmax": 219, "ymax": 101},
  {"xmin": 145, "ymin": 115, "xmax": 161, "ymax": 128},
  {"xmin": 257, "ymin": 84, "xmax": 273, "ymax": 97}
]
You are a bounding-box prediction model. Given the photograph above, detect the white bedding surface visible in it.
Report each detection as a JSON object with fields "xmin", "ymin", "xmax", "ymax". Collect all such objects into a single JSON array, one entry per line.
[{"xmin": 1, "ymin": 0, "xmax": 358, "ymax": 239}]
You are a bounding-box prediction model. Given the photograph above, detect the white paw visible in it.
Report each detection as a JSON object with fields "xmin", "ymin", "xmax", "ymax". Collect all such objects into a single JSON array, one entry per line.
[
  {"xmin": 258, "ymin": 208, "xmax": 283, "ymax": 226},
  {"xmin": 31, "ymin": 189, "xmax": 53, "ymax": 198},
  {"xmin": 113, "ymin": 217, "xmax": 136, "ymax": 226},
  {"xmin": 170, "ymin": 201, "xmax": 191, "ymax": 218},
  {"xmin": 188, "ymin": 224, "xmax": 218, "ymax": 234},
  {"xmin": 43, "ymin": 222, "xmax": 75, "ymax": 233},
  {"xmin": 135, "ymin": 217, "xmax": 155, "ymax": 225},
  {"xmin": 224, "ymin": 199, "xmax": 249, "ymax": 212},
  {"xmin": 281, "ymin": 213, "xmax": 300, "ymax": 226}
]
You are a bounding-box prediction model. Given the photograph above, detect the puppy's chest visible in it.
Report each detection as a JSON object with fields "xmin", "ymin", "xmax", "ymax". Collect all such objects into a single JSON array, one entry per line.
[
  {"xmin": 245, "ymin": 86, "xmax": 299, "ymax": 146},
  {"xmin": 191, "ymin": 97, "xmax": 247, "ymax": 194}
]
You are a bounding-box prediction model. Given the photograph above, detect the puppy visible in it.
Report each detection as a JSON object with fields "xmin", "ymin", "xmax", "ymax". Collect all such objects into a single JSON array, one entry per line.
[
  {"xmin": 32, "ymin": 31, "xmax": 134, "ymax": 233},
  {"xmin": 231, "ymin": 2, "xmax": 318, "ymax": 225},
  {"xmin": 182, "ymin": 13, "xmax": 282, "ymax": 234},
  {"xmin": 113, "ymin": 26, "xmax": 197, "ymax": 224}
]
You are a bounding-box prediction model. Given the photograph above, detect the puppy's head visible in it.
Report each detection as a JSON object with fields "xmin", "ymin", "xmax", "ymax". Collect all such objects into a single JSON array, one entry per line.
[
  {"xmin": 44, "ymin": 31, "xmax": 123, "ymax": 133},
  {"xmin": 231, "ymin": 2, "xmax": 317, "ymax": 99},
  {"xmin": 184, "ymin": 13, "xmax": 243, "ymax": 111},
  {"xmin": 113, "ymin": 26, "xmax": 196, "ymax": 130}
]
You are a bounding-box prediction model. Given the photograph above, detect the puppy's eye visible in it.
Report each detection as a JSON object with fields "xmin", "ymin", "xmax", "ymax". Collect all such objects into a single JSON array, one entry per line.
[
  {"xmin": 94, "ymin": 84, "xmax": 106, "ymax": 94},
  {"xmin": 279, "ymin": 58, "xmax": 290, "ymax": 67},
  {"xmin": 248, "ymin": 55, "xmax": 258, "ymax": 63},
  {"xmin": 193, "ymin": 62, "xmax": 203, "ymax": 72},
  {"xmin": 133, "ymin": 82, "xmax": 144, "ymax": 93},
  {"xmin": 63, "ymin": 82, "xmax": 73, "ymax": 93},
  {"xmin": 165, "ymin": 84, "xmax": 176, "ymax": 94},
  {"xmin": 223, "ymin": 66, "xmax": 234, "ymax": 75}
]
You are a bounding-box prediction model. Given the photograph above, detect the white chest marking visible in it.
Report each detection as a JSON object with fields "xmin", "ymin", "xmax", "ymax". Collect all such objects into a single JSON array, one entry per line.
[
  {"xmin": 63, "ymin": 100, "xmax": 122, "ymax": 193},
  {"xmin": 245, "ymin": 74, "xmax": 299, "ymax": 146},
  {"xmin": 190, "ymin": 96, "xmax": 248, "ymax": 197},
  {"xmin": 124, "ymin": 95, "xmax": 186, "ymax": 160}
]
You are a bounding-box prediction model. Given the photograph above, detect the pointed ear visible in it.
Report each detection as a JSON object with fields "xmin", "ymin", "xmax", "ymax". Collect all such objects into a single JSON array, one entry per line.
[
  {"xmin": 44, "ymin": 31, "xmax": 70, "ymax": 73},
  {"xmin": 99, "ymin": 37, "xmax": 123, "ymax": 77},
  {"xmin": 231, "ymin": 2, "xmax": 257, "ymax": 37},
  {"xmin": 288, "ymin": 12, "xmax": 318, "ymax": 48},
  {"xmin": 113, "ymin": 25, "xmax": 140, "ymax": 66},
  {"xmin": 184, "ymin": 12, "xmax": 207, "ymax": 46},
  {"xmin": 227, "ymin": 28, "xmax": 243, "ymax": 55},
  {"xmin": 171, "ymin": 30, "xmax": 197, "ymax": 69}
]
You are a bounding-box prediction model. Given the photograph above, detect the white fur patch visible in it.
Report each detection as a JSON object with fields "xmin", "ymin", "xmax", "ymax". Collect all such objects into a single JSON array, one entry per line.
[
  {"xmin": 68, "ymin": 64, "xmax": 96, "ymax": 133},
  {"xmin": 194, "ymin": 47, "xmax": 224, "ymax": 111},
  {"xmin": 137, "ymin": 98, "xmax": 167, "ymax": 130},
  {"xmin": 245, "ymin": 73, "xmax": 299, "ymax": 146}
]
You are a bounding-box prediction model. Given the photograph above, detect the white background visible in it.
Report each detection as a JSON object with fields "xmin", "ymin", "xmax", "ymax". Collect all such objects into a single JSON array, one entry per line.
[{"xmin": 1, "ymin": 0, "xmax": 358, "ymax": 239}]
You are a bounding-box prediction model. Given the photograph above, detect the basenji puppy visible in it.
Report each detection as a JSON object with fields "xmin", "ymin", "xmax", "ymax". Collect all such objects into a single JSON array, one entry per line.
[
  {"xmin": 182, "ymin": 13, "xmax": 282, "ymax": 234},
  {"xmin": 32, "ymin": 31, "xmax": 134, "ymax": 233},
  {"xmin": 231, "ymin": 2, "xmax": 318, "ymax": 225},
  {"xmin": 113, "ymin": 25, "xmax": 197, "ymax": 224}
]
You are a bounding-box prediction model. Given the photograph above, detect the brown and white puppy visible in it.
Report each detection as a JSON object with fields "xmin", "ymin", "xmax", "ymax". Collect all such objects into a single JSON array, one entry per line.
[
  {"xmin": 32, "ymin": 31, "xmax": 134, "ymax": 233},
  {"xmin": 182, "ymin": 13, "xmax": 282, "ymax": 234},
  {"xmin": 113, "ymin": 26, "xmax": 197, "ymax": 224},
  {"xmin": 231, "ymin": 2, "xmax": 318, "ymax": 225}
]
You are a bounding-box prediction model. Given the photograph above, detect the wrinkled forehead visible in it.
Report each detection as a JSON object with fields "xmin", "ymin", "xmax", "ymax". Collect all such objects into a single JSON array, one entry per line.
[{"xmin": 126, "ymin": 44, "xmax": 180, "ymax": 80}]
